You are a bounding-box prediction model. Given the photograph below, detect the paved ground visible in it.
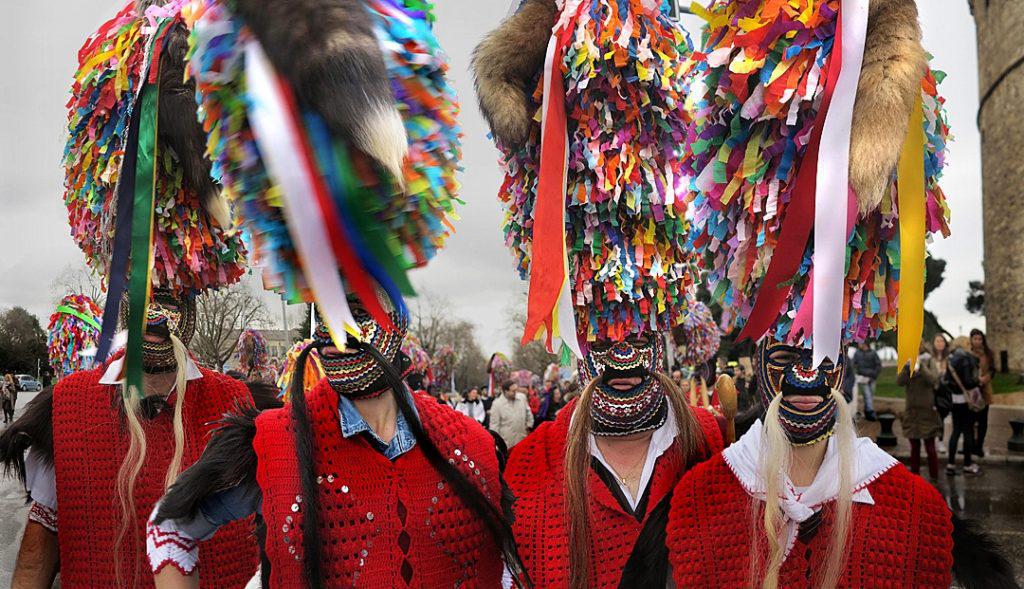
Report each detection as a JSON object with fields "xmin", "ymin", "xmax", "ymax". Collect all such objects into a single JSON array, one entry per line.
[{"xmin": 1, "ymin": 394, "xmax": 1022, "ymax": 587}]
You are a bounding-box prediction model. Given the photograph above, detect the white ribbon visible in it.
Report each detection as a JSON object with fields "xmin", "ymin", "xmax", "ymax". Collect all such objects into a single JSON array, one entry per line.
[
  {"xmin": 811, "ymin": 0, "xmax": 870, "ymax": 365},
  {"xmin": 244, "ymin": 40, "xmax": 356, "ymax": 346}
]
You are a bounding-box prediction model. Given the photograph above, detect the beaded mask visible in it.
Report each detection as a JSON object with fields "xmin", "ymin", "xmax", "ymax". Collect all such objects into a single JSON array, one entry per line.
[
  {"xmin": 118, "ymin": 290, "xmax": 196, "ymax": 373},
  {"xmin": 580, "ymin": 334, "xmax": 668, "ymax": 437},
  {"xmin": 312, "ymin": 299, "xmax": 409, "ymax": 399},
  {"xmin": 755, "ymin": 339, "xmax": 846, "ymax": 446}
]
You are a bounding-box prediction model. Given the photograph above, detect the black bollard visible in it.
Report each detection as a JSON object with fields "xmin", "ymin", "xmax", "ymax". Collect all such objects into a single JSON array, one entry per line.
[
  {"xmin": 876, "ymin": 413, "xmax": 898, "ymax": 448},
  {"xmin": 1009, "ymin": 419, "xmax": 1024, "ymax": 453}
]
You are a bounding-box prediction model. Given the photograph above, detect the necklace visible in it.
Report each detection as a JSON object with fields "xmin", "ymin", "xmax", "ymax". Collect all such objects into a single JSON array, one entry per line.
[{"xmin": 597, "ymin": 439, "xmax": 650, "ymax": 485}]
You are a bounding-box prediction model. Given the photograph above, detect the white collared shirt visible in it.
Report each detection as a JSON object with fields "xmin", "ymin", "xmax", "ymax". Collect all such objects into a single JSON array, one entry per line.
[
  {"xmin": 587, "ymin": 403, "xmax": 679, "ymax": 511},
  {"xmin": 722, "ymin": 420, "xmax": 898, "ymax": 562}
]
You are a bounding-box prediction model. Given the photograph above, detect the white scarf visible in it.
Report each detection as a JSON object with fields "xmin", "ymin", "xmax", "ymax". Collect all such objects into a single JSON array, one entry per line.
[{"xmin": 722, "ymin": 420, "xmax": 898, "ymax": 561}]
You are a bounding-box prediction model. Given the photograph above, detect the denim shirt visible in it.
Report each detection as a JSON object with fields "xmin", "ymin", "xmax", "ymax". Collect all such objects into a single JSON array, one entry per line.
[{"xmin": 194, "ymin": 391, "xmax": 418, "ymax": 530}]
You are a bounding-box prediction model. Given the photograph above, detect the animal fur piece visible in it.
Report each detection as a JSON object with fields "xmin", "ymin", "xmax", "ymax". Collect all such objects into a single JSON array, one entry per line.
[
  {"xmin": 158, "ymin": 23, "xmax": 232, "ymax": 229},
  {"xmin": 153, "ymin": 404, "xmax": 260, "ymax": 522},
  {"xmin": 952, "ymin": 513, "xmax": 1021, "ymax": 589},
  {"xmin": 231, "ymin": 0, "xmax": 407, "ymax": 181},
  {"xmin": 849, "ymin": 0, "xmax": 927, "ymax": 214},
  {"xmin": 471, "ymin": 0, "xmax": 558, "ymax": 147}
]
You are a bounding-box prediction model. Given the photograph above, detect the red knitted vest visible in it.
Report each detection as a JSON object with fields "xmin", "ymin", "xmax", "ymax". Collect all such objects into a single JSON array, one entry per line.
[
  {"xmin": 504, "ymin": 399, "xmax": 724, "ymax": 588},
  {"xmin": 51, "ymin": 353, "xmax": 259, "ymax": 588},
  {"xmin": 253, "ymin": 380, "xmax": 504, "ymax": 588},
  {"xmin": 667, "ymin": 455, "xmax": 954, "ymax": 588}
]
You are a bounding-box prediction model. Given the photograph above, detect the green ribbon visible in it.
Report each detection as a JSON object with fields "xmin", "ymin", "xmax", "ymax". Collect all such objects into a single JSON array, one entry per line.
[
  {"xmin": 124, "ymin": 83, "xmax": 159, "ymax": 398},
  {"xmin": 55, "ymin": 306, "xmax": 102, "ymax": 332}
]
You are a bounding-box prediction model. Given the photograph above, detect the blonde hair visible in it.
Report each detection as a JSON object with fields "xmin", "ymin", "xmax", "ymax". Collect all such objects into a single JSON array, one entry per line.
[
  {"xmin": 113, "ymin": 334, "xmax": 189, "ymax": 587},
  {"xmin": 754, "ymin": 389, "xmax": 853, "ymax": 589},
  {"xmin": 564, "ymin": 372, "xmax": 704, "ymax": 589}
]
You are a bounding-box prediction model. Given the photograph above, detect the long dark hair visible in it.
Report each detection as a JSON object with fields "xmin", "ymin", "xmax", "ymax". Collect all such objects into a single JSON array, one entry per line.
[
  {"xmin": 969, "ymin": 329, "xmax": 995, "ymax": 374},
  {"xmin": 288, "ymin": 341, "xmax": 531, "ymax": 588}
]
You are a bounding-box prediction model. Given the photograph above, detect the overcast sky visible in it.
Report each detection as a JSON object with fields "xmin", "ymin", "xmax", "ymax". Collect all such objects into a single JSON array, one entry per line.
[{"xmin": 0, "ymin": 0, "xmax": 985, "ymax": 356}]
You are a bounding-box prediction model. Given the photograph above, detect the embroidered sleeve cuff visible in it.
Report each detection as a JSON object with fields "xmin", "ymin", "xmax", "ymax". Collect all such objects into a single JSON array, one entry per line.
[
  {"xmin": 28, "ymin": 502, "xmax": 57, "ymax": 534},
  {"xmin": 146, "ymin": 514, "xmax": 201, "ymax": 576}
]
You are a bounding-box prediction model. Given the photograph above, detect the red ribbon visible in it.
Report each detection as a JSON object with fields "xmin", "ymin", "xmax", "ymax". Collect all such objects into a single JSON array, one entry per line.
[
  {"xmin": 523, "ymin": 28, "xmax": 573, "ymax": 348},
  {"xmin": 737, "ymin": 5, "xmax": 846, "ymax": 344}
]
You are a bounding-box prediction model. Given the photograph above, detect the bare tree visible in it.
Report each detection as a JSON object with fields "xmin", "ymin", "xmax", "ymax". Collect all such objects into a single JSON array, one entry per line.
[
  {"xmin": 191, "ymin": 284, "xmax": 271, "ymax": 370},
  {"xmin": 50, "ymin": 263, "xmax": 107, "ymax": 310},
  {"xmin": 505, "ymin": 298, "xmax": 558, "ymax": 377},
  {"xmin": 408, "ymin": 292, "xmax": 488, "ymax": 392}
]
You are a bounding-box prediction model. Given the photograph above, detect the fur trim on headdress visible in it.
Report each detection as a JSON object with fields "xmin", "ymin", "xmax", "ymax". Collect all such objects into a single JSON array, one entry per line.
[
  {"xmin": 229, "ymin": 0, "xmax": 407, "ymax": 178},
  {"xmin": 471, "ymin": 0, "xmax": 558, "ymax": 147},
  {"xmin": 849, "ymin": 0, "xmax": 927, "ymax": 213}
]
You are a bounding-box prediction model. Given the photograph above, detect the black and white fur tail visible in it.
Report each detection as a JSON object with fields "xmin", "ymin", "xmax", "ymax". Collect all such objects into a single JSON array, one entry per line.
[
  {"xmin": 231, "ymin": 0, "xmax": 407, "ymax": 182},
  {"xmin": 952, "ymin": 513, "xmax": 1020, "ymax": 589}
]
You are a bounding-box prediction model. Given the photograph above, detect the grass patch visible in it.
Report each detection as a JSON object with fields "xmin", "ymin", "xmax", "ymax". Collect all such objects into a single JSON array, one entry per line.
[{"xmin": 874, "ymin": 365, "xmax": 1023, "ymax": 399}]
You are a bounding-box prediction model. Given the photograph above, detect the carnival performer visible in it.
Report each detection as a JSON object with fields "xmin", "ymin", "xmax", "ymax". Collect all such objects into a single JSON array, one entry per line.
[
  {"xmin": 235, "ymin": 329, "xmax": 276, "ymax": 385},
  {"xmin": 666, "ymin": 0, "xmax": 1015, "ymax": 586},
  {"xmin": 0, "ymin": 2, "xmax": 259, "ymax": 585},
  {"xmin": 474, "ymin": 2, "xmax": 725, "ymax": 586},
  {"xmin": 46, "ymin": 294, "xmax": 103, "ymax": 380},
  {"xmin": 143, "ymin": 0, "xmax": 527, "ymax": 586}
]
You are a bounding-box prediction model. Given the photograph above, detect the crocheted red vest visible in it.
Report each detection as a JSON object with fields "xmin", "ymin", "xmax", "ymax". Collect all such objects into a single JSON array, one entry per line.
[
  {"xmin": 505, "ymin": 399, "xmax": 724, "ymax": 588},
  {"xmin": 51, "ymin": 353, "xmax": 259, "ymax": 588},
  {"xmin": 253, "ymin": 380, "xmax": 504, "ymax": 588},
  {"xmin": 667, "ymin": 455, "xmax": 954, "ymax": 588}
]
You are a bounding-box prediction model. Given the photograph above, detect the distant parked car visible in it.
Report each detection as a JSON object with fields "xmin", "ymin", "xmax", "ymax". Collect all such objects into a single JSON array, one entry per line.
[{"xmin": 16, "ymin": 375, "xmax": 42, "ymax": 392}]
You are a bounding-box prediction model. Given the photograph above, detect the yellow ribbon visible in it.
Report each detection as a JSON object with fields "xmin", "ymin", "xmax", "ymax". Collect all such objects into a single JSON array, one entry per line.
[{"xmin": 897, "ymin": 95, "xmax": 926, "ymax": 373}]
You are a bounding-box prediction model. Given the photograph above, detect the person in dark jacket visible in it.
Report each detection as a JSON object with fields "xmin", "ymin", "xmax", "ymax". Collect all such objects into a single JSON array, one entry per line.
[
  {"xmin": 945, "ymin": 337, "xmax": 981, "ymax": 475},
  {"xmin": 898, "ymin": 339, "xmax": 943, "ymax": 479},
  {"xmin": 853, "ymin": 342, "xmax": 882, "ymax": 421}
]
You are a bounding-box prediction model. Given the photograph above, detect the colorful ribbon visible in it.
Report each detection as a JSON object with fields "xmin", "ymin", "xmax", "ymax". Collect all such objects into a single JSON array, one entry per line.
[
  {"xmin": 243, "ymin": 40, "xmax": 357, "ymax": 347},
  {"xmin": 811, "ymin": 0, "xmax": 869, "ymax": 365},
  {"xmin": 897, "ymin": 95, "xmax": 926, "ymax": 372},
  {"xmin": 738, "ymin": 1, "xmax": 846, "ymax": 349},
  {"xmin": 55, "ymin": 305, "xmax": 102, "ymax": 332},
  {"xmin": 123, "ymin": 83, "xmax": 160, "ymax": 397},
  {"xmin": 522, "ymin": 25, "xmax": 581, "ymax": 358}
]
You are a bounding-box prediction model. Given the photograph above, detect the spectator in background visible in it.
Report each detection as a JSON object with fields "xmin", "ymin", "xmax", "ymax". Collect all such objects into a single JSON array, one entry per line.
[
  {"xmin": 2, "ymin": 374, "xmax": 15, "ymax": 424},
  {"xmin": 536, "ymin": 380, "xmax": 566, "ymax": 424},
  {"xmin": 898, "ymin": 340, "xmax": 943, "ymax": 479},
  {"xmin": 853, "ymin": 341, "xmax": 882, "ymax": 421},
  {"xmin": 946, "ymin": 336, "xmax": 981, "ymax": 475},
  {"xmin": 489, "ymin": 380, "xmax": 534, "ymax": 448},
  {"xmin": 456, "ymin": 387, "xmax": 487, "ymax": 425},
  {"xmin": 671, "ymin": 369, "xmax": 684, "ymax": 388},
  {"xmin": 970, "ymin": 329, "xmax": 995, "ymax": 457}
]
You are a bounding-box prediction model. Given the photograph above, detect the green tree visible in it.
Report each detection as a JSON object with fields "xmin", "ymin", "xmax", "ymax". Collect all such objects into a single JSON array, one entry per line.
[
  {"xmin": 966, "ymin": 281, "xmax": 985, "ymax": 316},
  {"xmin": 0, "ymin": 307, "xmax": 48, "ymax": 377}
]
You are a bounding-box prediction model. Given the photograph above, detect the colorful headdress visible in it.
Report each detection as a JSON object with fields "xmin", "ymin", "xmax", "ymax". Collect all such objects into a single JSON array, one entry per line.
[
  {"xmin": 474, "ymin": 0, "xmax": 698, "ymax": 356},
  {"xmin": 401, "ymin": 334, "xmax": 433, "ymax": 388},
  {"xmin": 672, "ymin": 300, "xmax": 721, "ymax": 367},
  {"xmin": 685, "ymin": 0, "xmax": 951, "ymax": 367},
  {"xmin": 235, "ymin": 328, "xmax": 270, "ymax": 377},
  {"xmin": 184, "ymin": 0, "xmax": 461, "ymax": 347},
  {"xmin": 487, "ymin": 352, "xmax": 512, "ymax": 395},
  {"xmin": 430, "ymin": 344, "xmax": 457, "ymax": 393},
  {"xmin": 276, "ymin": 339, "xmax": 325, "ymax": 401},
  {"xmin": 47, "ymin": 295, "xmax": 104, "ymax": 377},
  {"xmin": 64, "ymin": 1, "xmax": 245, "ymax": 296}
]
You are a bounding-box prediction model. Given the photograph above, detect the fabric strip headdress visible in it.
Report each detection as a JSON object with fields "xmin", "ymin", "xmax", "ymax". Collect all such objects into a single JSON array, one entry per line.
[
  {"xmin": 685, "ymin": 0, "xmax": 951, "ymax": 359},
  {"xmin": 474, "ymin": 0, "xmax": 698, "ymax": 357},
  {"xmin": 47, "ymin": 294, "xmax": 104, "ymax": 378},
  {"xmin": 64, "ymin": 0, "xmax": 246, "ymax": 393},
  {"xmin": 183, "ymin": 0, "xmax": 461, "ymax": 348}
]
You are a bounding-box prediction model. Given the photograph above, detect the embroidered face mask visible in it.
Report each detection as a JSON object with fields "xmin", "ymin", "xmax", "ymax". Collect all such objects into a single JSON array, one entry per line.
[
  {"xmin": 755, "ymin": 339, "xmax": 846, "ymax": 446},
  {"xmin": 313, "ymin": 297, "xmax": 409, "ymax": 399},
  {"xmin": 581, "ymin": 333, "xmax": 668, "ymax": 437},
  {"xmin": 119, "ymin": 290, "xmax": 196, "ymax": 373}
]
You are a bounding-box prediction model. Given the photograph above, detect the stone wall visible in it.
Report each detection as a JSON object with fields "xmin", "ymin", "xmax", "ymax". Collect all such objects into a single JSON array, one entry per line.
[{"xmin": 973, "ymin": 0, "xmax": 1024, "ymax": 372}]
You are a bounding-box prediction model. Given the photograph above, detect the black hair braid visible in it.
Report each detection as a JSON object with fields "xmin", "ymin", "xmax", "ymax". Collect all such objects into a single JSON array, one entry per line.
[
  {"xmin": 354, "ymin": 341, "xmax": 532, "ymax": 589},
  {"xmin": 288, "ymin": 342, "xmax": 325, "ymax": 588}
]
